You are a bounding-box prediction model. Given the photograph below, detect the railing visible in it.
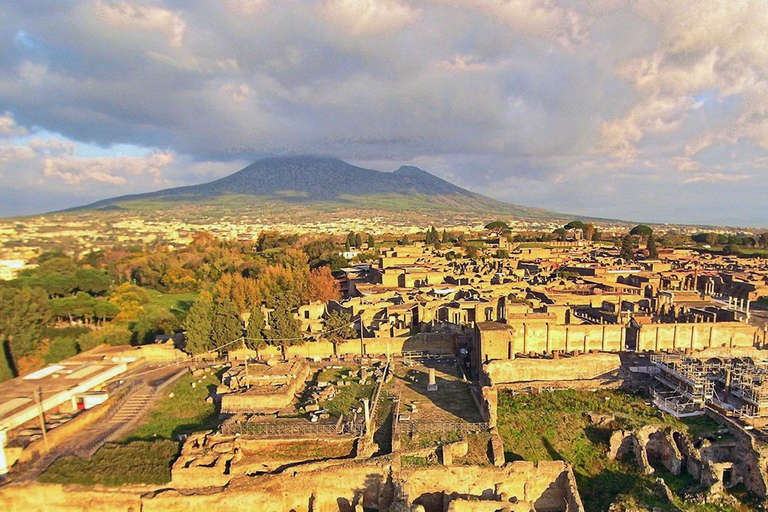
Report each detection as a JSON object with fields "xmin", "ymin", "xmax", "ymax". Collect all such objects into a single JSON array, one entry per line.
[
  {"xmin": 396, "ymin": 421, "xmax": 490, "ymax": 435},
  {"xmin": 220, "ymin": 420, "xmax": 363, "ymax": 437}
]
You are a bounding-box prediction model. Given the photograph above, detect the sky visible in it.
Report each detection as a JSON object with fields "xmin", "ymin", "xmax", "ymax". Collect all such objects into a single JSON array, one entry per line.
[{"xmin": 1, "ymin": 1, "xmax": 767, "ymax": 227}]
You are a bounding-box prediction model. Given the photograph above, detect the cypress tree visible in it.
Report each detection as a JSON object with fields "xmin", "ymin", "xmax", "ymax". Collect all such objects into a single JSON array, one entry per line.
[
  {"xmin": 367, "ymin": 234, "xmax": 375, "ymax": 249},
  {"xmin": 245, "ymin": 306, "xmax": 266, "ymax": 352},
  {"xmin": 647, "ymin": 234, "xmax": 659, "ymax": 259},
  {"xmin": 620, "ymin": 235, "xmax": 635, "ymax": 261},
  {"xmin": 268, "ymin": 298, "xmax": 303, "ymax": 346},
  {"xmin": 354, "ymin": 233, "xmax": 362, "ymax": 248},
  {"xmin": 211, "ymin": 299, "xmax": 243, "ymax": 350},
  {"xmin": 183, "ymin": 294, "xmax": 214, "ymax": 354}
]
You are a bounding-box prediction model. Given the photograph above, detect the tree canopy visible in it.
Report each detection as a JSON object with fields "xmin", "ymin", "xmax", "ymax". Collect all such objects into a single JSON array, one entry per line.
[
  {"xmin": 484, "ymin": 221, "xmax": 510, "ymax": 236},
  {"xmin": 630, "ymin": 224, "xmax": 653, "ymax": 237}
]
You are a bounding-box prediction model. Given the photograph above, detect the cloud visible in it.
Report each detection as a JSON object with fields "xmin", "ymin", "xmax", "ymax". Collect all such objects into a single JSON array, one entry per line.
[
  {"xmin": 42, "ymin": 151, "xmax": 174, "ymax": 186},
  {"xmin": 0, "ymin": 113, "xmax": 27, "ymax": 137},
  {"xmin": 1, "ymin": 1, "xmax": 768, "ymax": 224},
  {"xmin": 431, "ymin": 0, "xmax": 588, "ymax": 49},
  {"xmin": 94, "ymin": 0, "xmax": 187, "ymax": 47},
  {"xmin": 318, "ymin": 0, "xmax": 422, "ymax": 35}
]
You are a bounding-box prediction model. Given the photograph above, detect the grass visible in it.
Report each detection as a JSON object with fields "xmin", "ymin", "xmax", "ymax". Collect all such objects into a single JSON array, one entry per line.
[
  {"xmin": 39, "ymin": 370, "xmax": 222, "ymax": 486},
  {"xmin": 145, "ymin": 290, "xmax": 198, "ymax": 318},
  {"xmin": 125, "ymin": 370, "xmax": 222, "ymax": 441},
  {"xmin": 497, "ymin": 389, "xmax": 751, "ymax": 512},
  {"xmin": 314, "ymin": 367, "xmax": 375, "ymax": 419},
  {"xmin": 39, "ymin": 440, "xmax": 179, "ymax": 486}
]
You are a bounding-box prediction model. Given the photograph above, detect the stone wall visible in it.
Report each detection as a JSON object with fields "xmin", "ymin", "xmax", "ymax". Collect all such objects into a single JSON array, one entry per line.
[
  {"xmin": 484, "ymin": 353, "xmax": 622, "ymax": 386},
  {"xmin": 512, "ymin": 323, "xmax": 625, "ymax": 354},
  {"xmin": 230, "ymin": 333, "xmax": 454, "ymax": 361},
  {"xmin": 635, "ymin": 322, "xmax": 758, "ymax": 352},
  {"xmin": 0, "ymin": 460, "xmax": 585, "ymax": 512},
  {"xmin": 402, "ymin": 462, "xmax": 584, "ymax": 512}
]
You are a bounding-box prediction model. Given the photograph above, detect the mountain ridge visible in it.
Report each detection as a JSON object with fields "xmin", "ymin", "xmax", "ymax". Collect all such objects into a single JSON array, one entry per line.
[{"xmin": 70, "ymin": 156, "xmax": 561, "ymax": 219}]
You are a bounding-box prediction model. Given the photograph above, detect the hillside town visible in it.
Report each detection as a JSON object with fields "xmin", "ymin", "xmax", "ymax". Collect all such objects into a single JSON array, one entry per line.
[{"xmin": 1, "ymin": 221, "xmax": 768, "ymax": 511}]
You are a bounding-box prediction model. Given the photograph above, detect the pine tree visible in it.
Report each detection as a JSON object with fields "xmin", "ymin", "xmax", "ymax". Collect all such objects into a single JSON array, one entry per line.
[
  {"xmin": 647, "ymin": 234, "xmax": 659, "ymax": 259},
  {"xmin": 245, "ymin": 306, "xmax": 266, "ymax": 353},
  {"xmin": 183, "ymin": 294, "xmax": 214, "ymax": 355},
  {"xmin": 367, "ymin": 234, "xmax": 375, "ymax": 249},
  {"xmin": 211, "ymin": 299, "xmax": 242, "ymax": 350},
  {"xmin": 619, "ymin": 235, "xmax": 635, "ymax": 261},
  {"xmin": 323, "ymin": 310, "xmax": 356, "ymax": 347},
  {"xmin": 268, "ymin": 298, "xmax": 303, "ymax": 346}
]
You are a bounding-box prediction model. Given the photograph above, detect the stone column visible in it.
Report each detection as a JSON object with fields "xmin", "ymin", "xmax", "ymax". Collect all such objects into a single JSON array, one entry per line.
[{"xmin": 427, "ymin": 368, "xmax": 438, "ymax": 392}]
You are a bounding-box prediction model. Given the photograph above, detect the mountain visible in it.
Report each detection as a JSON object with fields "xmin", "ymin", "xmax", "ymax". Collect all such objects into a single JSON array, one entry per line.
[{"xmin": 73, "ymin": 156, "xmax": 562, "ymax": 219}]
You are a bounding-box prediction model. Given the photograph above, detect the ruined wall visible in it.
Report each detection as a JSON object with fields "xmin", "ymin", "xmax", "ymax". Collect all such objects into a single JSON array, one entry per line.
[
  {"xmin": 635, "ymin": 322, "xmax": 757, "ymax": 352},
  {"xmin": 484, "ymin": 353, "xmax": 622, "ymax": 386},
  {"xmin": 403, "ymin": 462, "xmax": 584, "ymax": 512},
  {"xmin": 230, "ymin": 333, "xmax": 453, "ymax": 361},
  {"xmin": 481, "ymin": 323, "xmax": 624, "ymax": 360}
]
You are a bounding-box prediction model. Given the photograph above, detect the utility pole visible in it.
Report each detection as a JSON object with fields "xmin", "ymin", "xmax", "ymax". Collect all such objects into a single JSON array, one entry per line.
[{"xmin": 34, "ymin": 388, "xmax": 49, "ymax": 452}]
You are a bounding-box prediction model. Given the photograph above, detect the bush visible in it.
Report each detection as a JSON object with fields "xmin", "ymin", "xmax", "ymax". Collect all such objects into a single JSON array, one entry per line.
[
  {"xmin": 0, "ymin": 341, "xmax": 14, "ymax": 382},
  {"xmin": 44, "ymin": 336, "xmax": 79, "ymax": 364},
  {"xmin": 77, "ymin": 325, "xmax": 132, "ymax": 352}
]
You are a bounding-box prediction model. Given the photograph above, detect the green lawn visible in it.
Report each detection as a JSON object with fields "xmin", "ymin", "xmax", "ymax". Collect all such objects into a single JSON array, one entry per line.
[
  {"xmin": 125, "ymin": 370, "xmax": 221, "ymax": 441},
  {"xmin": 146, "ymin": 290, "xmax": 198, "ymax": 318},
  {"xmin": 314, "ymin": 367, "xmax": 375, "ymax": 419},
  {"xmin": 39, "ymin": 440, "xmax": 179, "ymax": 486},
  {"xmin": 497, "ymin": 389, "xmax": 751, "ymax": 512}
]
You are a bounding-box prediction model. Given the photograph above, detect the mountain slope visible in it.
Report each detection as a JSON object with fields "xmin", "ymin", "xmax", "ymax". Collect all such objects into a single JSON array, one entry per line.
[{"xmin": 75, "ymin": 156, "xmax": 560, "ymax": 218}]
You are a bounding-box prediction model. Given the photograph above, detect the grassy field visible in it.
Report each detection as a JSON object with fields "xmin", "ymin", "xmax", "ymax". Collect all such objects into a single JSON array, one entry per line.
[
  {"xmin": 125, "ymin": 370, "xmax": 221, "ymax": 441},
  {"xmin": 146, "ymin": 290, "xmax": 198, "ymax": 318},
  {"xmin": 497, "ymin": 389, "xmax": 752, "ymax": 512},
  {"xmin": 39, "ymin": 370, "xmax": 221, "ymax": 486},
  {"xmin": 39, "ymin": 440, "xmax": 179, "ymax": 486},
  {"xmin": 314, "ymin": 367, "xmax": 375, "ymax": 419}
]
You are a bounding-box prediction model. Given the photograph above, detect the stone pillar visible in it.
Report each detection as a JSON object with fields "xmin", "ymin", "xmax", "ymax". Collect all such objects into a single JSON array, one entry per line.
[
  {"xmin": 363, "ymin": 398, "xmax": 371, "ymax": 432},
  {"xmin": 601, "ymin": 325, "xmax": 606, "ymax": 352},
  {"xmin": 427, "ymin": 368, "xmax": 438, "ymax": 392},
  {"xmin": 565, "ymin": 326, "xmax": 570, "ymax": 353},
  {"xmin": 523, "ymin": 323, "xmax": 528, "ymax": 354},
  {"xmin": 545, "ymin": 323, "xmax": 550, "ymax": 353},
  {"xmin": 708, "ymin": 326, "xmax": 714, "ymax": 348},
  {"xmin": 673, "ymin": 324, "xmax": 678, "ymax": 351},
  {"xmin": 655, "ymin": 326, "xmax": 660, "ymax": 352}
]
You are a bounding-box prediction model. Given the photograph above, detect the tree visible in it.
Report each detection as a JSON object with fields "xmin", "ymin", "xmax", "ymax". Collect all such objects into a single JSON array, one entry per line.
[
  {"xmin": 442, "ymin": 229, "xmax": 450, "ymax": 244},
  {"xmin": 354, "ymin": 233, "xmax": 362, "ymax": 248},
  {"xmin": 399, "ymin": 234, "xmax": 410, "ymax": 246},
  {"xmin": 485, "ymin": 221, "xmax": 510, "ymax": 236},
  {"xmin": 306, "ymin": 266, "xmax": 341, "ymax": 303},
  {"xmin": 495, "ymin": 249, "xmax": 510, "ymax": 259},
  {"xmin": 759, "ymin": 233, "xmax": 768, "ymax": 249},
  {"xmin": 646, "ymin": 234, "xmax": 659, "ymax": 259},
  {"xmin": 0, "ymin": 286, "xmax": 52, "ymax": 363},
  {"xmin": 245, "ymin": 306, "xmax": 266, "ymax": 354},
  {"xmin": 323, "ymin": 310, "xmax": 355, "ymax": 347},
  {"xmin": 183, "ymin": 294, "xmax": 214, "ymax": 354},
  {"xmin": 346, "ymin": 232, "xmax": 356, "ymax": 248},
  {"xmin": 211, "ymin": 299, "xmax": 243, "ymax": 350},
  {"xmin": 564, "ymin": 220, "xmax": 586, "ymax": 231},
  {"xmin": 367, "ymin": 234, "xmax": 375, "ymax": 249},
  {"xmin": 552, "ymin": 228, "xmax": 567, "ymax": 241},
  {"xmin": 268, "ymin": 298, "xmax": 303, "ymax": 346},
  {"xmin": 619, "ymin": 235, "xmax": 635, "ymax": 261},
  {"xmin": 630, "ymin": 225, "xmax": 653, "ymax": 238}
]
